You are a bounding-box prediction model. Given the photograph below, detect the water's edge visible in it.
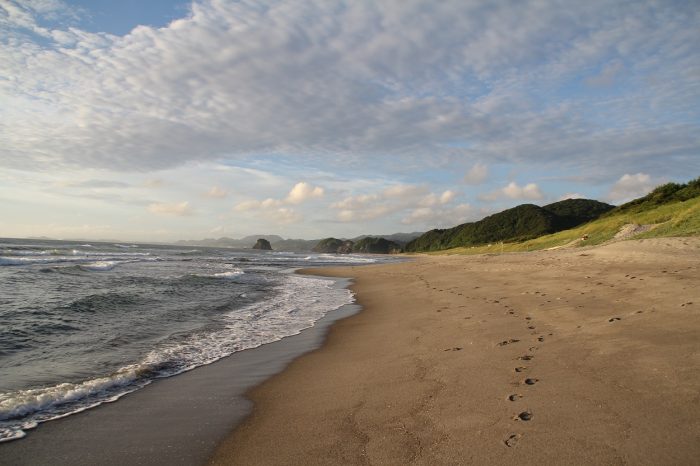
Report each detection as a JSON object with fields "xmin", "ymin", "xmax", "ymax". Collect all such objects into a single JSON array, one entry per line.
[{"xmin": 0, "ymin": 272, "xmax": 358, "ymax": 466}]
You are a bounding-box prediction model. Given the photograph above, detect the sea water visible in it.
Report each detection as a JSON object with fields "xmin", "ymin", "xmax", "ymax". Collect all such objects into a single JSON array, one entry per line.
[{"xmin": 0, "ymin": 238, "xmax": 392, "ymax": 442}]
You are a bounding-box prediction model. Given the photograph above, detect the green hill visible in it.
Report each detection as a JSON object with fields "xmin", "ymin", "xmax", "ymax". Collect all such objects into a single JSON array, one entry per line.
[
  {"xmin": 313, "ymin": 238, "xmax": 350, "ymax": 253},
  {"xmin": 352, "ymin": 237, "xmax": 402, "ymax": 254},
  {"xmin": 542, "ymin": 198, "xmax": 615, "ymax": 229},
  {"xmin": 608, "ymin": 178, "xmax": 700, "ymax": 215},
  {"xmin": 417, "ymin": 176, "xmax": 700, "ymax": 255},
  {"xmin": 405, "ymin": 199, "xmax": 613, "ymax": 252},
  {"xmin": 313, "ymin": 236, "xmax": 402, "ymax": 254}
]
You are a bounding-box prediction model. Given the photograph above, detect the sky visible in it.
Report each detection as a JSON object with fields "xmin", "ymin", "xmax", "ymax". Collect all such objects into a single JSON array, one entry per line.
[{"xmin": 1, "ymin": 0, "xmax": 699, "ymax": 242}]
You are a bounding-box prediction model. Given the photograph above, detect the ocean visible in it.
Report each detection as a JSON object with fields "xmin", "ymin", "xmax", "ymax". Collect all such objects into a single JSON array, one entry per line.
[{"xmin": 0, "ymin": 238, "xmax": 393, "ymax": 443}]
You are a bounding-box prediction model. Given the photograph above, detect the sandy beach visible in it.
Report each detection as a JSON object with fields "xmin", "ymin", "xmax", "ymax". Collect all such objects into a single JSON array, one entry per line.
[{"xmin": 211, "ymin": 237, "xmax": 700, "ymax": 465}]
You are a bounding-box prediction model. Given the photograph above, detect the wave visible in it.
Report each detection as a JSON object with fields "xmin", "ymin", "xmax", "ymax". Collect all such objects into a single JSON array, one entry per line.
[
  {"xmin": 0, "ymin": 256, "xmax": 87, "ymax": 266},
  {"xmin": 176, "ymin": 250, "xmax": 200, "ymax": 255},
  {"xmin": 0, "ymin": 274, "xmax": 353, "ymax": 443},
  {"xmin": 212, "ymin": 270, "xmax": 244, "ymax": 279},
  {"xmin": 0, "ymin": 248, "xmax": 75, "ymax": 256},
  {"xmin": 0, "ymin": 254, "xmax": 155, "ymax": 267},
  {"xmin": 78, "ymin": 261, "xmax": 119, "ymax": 272},
  {"xmin": 185, "ymin": 268, "xmax": 245, "ymax": 280},
  {"xmin": 74, "ymin": 251, "xmax": 151, "ymax": 257},
  {"xmin": 0, "ymin": 362, "xmax": 168, "ymax": 442}
]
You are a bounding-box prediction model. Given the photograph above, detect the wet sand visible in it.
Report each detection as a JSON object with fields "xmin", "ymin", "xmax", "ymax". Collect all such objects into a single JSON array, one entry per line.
[{"xmin": 211, "ymin": 238, "xmax": 700, "ymax": 465}]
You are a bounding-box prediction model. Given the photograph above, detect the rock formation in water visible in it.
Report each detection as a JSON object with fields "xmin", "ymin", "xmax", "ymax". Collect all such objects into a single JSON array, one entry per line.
[{"xmin": 252, "ymin": 238, "xmax": 273, "ymax": 250}]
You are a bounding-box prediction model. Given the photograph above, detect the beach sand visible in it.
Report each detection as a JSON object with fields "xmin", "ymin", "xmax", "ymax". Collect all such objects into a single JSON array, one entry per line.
[{"xmin": 210, "ymin": 238, "xmax": 700, "ymax": 465}]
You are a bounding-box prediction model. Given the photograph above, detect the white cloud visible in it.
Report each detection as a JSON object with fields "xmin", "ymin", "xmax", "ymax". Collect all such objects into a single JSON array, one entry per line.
[
  {"xmin": 205, "ymin": 186, "xmax": 228, "ymax": 199},
  {"xmin": 232, "ymin": 181, "xmax": 322, "ymax": 225},
  {"xmin": 418, "ymin": 190, "xmax": 457, "ymax": 207},
  {"xmin": 234, "ymin": 181, "xmax": 324, "ymax": 211},
  {"xmin": 440, "ymin": 190, "xmax": 456, "ymax": 204},
  {"xmin": 479, "ymin": 182, "xmax": 544, "ymax": 201},
  {"xmin": 285, "ymin": 182, "xmax": 324, "ymax": 204},
  {"xmin": 148, "ymin": 201, "xmax": 193, "ymax": 216},
  {"xmin": 464, "ymin": 163, "xmax": 488, "ymax": 185},
  {"xmin": 607, "ymin": 173, "xmax": 656, "ymax": 203}
]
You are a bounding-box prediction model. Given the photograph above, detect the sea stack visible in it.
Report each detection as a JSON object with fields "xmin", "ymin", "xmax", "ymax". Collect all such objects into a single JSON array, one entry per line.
[{"xmin": 252, "ymin": 238, "xmax": 272, "ymax": 250}]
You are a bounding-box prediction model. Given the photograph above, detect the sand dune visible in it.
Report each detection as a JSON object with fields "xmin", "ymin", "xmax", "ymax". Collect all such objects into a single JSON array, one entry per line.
[{"xmin": 211, "ymin": 238, "xmax": 700, "ymax": 465}]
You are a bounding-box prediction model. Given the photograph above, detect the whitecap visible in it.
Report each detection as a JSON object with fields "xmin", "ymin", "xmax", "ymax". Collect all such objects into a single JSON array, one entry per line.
[
  {"xmin": 79, "ymin": 261, "xmax": 118, "ymax": 272},
  {"xmin": 212, "ymin": 270, "xmax": 245, "ymax": 279}
]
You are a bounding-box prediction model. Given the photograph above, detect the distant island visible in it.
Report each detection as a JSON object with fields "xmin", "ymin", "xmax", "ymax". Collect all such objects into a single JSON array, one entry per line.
[{"xmin": 252, "ymin": 238, "xmax": 273, "ymax": 250}]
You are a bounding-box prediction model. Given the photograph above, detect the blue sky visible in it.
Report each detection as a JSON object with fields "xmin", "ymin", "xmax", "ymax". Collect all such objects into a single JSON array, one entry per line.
[
  {"xmin": 0, "ymin": 0, "xmax": 698, "ymax": 241},
  {"xmin": 63, "ymin": 1, "xmax": 191, "ymax": 35}
]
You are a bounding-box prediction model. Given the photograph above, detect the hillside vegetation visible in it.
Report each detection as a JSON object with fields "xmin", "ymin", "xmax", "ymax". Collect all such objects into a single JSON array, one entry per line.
[
  {"xmin": 405, "ymin": 199, "xmax": 613, "ymax": 252},
  {"xmin": 312, "ymin": 238, "xmax": 354, "ymax": 254},
  {"xmin": 352, "ymin": 237, "xmax": 402, "ymax": 254},
  {"xmin": 418, "ymin": 177, "xmax": 700, "ymax": 255},
  {"xmin": 312, "ymin": 236, "xmax": 402, "ymax": 254}
]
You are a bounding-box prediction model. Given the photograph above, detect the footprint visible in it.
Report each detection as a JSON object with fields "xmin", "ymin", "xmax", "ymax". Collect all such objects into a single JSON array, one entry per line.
[
  {"xmin": 517, "ymin": 355, "xmax": 533, "ymax": 361},
  {"xmin": 523, "ymin": 378, "xmax": 538, "ymax": 385},
  {"xmin": 537, "ymin": 336, "xmax": 544, "ymax": 342},
  {"xmin": 514, "ymin": 366, "xmax": 527, "ymax": 373},
  {"xmin": 444, "ymin": 347, "xmax": 463, "ymax": 351},
  {"xmin": 508, "ymin": 394, "xmax": 523, "ymax": 401},
  {"xmin": 608, "ymin": 317, "xmax": 621, "ymax": 322},
  {"xmin": 514, "ymin": 411, "xmax": 533, "ymax": 421},
  {"xmin": 498, "ymin": 339, "xmax": 520, "ymax": 346},
  {"xmin": 504, "ymin": 433, "xmax": 522, "ymax": 447},
  {"xmin": 527, "ymin": 325, "xmax": 535, "ymax": 330}
]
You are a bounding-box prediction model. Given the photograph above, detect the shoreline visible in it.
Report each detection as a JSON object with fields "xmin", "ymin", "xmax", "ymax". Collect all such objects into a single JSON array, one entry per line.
[
  {"xmin": 210, "ymin": 238, "xmax": 700, "ymax": 465},
  {"xmin": 0, "ymin": 275, "xmax": 362, "ymax": 466}
]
